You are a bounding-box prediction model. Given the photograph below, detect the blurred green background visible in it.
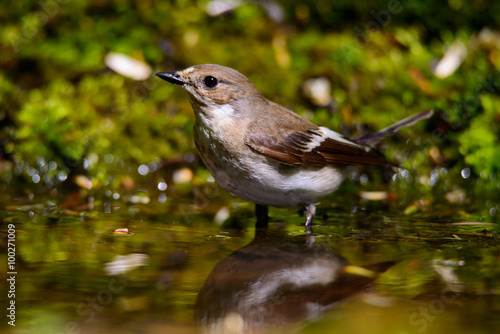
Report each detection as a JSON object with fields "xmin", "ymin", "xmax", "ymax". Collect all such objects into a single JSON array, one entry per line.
[
  {"xmin": 1, "ymin": 2, "xmax": 500, "ymax": 334},
  {"xmin": 1, "ymin": 0, "xmax": 500, "ymax": 205}
]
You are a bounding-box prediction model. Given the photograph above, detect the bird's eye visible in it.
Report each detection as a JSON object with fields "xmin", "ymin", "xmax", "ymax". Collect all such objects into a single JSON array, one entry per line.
[{"xmin": 203, "ymin": 76, "xmax": 219, "ymax": 89}]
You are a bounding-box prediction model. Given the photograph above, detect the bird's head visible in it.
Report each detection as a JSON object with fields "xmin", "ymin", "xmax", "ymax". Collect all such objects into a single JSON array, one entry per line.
[{"xmin": 156, "ymin": 64, "xmax": 263, "ymax": 112}]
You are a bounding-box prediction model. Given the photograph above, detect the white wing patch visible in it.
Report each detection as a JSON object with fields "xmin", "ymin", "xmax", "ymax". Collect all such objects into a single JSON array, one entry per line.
[{"xmin": 303, "ymin": 126, "xmax": 361, "ymax": 152}]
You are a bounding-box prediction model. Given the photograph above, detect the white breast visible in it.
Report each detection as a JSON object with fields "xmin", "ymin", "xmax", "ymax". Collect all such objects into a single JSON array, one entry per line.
[{"xmin": 193, "ymin": 104, "xmax": 346, "ymax": 208}]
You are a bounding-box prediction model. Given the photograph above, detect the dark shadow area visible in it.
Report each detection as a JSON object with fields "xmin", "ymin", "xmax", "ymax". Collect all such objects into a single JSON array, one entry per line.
[{"xmin": 195, "ymin": 226, "xmax": 394, "ymax": 333}]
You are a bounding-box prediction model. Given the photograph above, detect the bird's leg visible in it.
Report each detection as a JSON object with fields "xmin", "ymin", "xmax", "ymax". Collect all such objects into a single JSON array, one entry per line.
[
  {"xmin": 255, "ymin": 204, "xmax": 269, "ymax": 228},
  {"xmin": 304, "ymin": 204, "xmax": 316, "ymax": 235}
]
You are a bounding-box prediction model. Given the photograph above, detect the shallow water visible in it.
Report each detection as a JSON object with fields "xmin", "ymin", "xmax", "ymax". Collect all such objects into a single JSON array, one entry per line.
[{"xmin": 1, "ymin": 190, "xmax": 499, "ymax": 334}]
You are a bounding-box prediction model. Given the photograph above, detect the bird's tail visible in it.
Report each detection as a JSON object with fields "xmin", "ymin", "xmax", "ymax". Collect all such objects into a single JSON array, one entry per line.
[{"xmin": 353, "ymin": 110, "xmax": 434, "ymax": 146}]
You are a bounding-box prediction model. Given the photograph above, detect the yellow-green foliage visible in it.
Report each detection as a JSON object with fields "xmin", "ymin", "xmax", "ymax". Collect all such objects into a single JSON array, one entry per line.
[{"xmin": 1, "ymin": 0, "xmax": 499, "ymax": 197}]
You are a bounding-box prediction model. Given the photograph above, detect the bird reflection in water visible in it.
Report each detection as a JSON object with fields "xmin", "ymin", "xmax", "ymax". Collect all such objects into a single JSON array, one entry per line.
[{"xmin": 195, "ymin": 228, "xmax": 394, "ymax": 333}]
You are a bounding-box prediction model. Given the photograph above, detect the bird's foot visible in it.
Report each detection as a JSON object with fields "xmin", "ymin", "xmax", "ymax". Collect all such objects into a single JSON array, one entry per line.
[
  {"xmin": 255, "ymin": 204, "xmax": 269, "ymax": 228},
  {"xmin": 305, "ymin": 234, "xmax": 315, "ymax": 245},
  {"xmin": 304, "ymin": 204, "xmax": 316, "ymax": 235}
]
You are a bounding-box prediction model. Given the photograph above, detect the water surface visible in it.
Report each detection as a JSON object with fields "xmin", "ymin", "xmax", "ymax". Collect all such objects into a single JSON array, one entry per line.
[{"xmin": 1, "ymin": 191, "xmax": 499, "ymax": 334}]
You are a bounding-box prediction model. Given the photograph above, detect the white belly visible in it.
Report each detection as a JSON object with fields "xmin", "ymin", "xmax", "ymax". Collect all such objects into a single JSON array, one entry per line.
[
  {"xmin": 223, "ymin": 158, "xmax": 345, "ymax": 207},
  {"xmin": 194, "ymin": 122, "xmax": 345, "ymax": 208}
]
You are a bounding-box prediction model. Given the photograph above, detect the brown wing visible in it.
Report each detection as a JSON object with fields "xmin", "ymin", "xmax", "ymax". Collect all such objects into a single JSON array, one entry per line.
[{"xmin": 244, "ymin": 128, "xmax": 395, "ymax": 167}]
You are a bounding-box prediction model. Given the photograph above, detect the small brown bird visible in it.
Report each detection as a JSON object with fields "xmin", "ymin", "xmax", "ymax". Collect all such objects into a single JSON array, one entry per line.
[
  {"xmin": 195, "ymin": 230, "xmax": 394, "ymax": 330},
  {"xmin": 156, "ymin": 64, "xmax": 432, "ymax": 232}
]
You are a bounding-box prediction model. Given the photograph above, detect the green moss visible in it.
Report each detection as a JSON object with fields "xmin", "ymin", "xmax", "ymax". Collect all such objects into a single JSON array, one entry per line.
[{"xmin": 0, "ymin": 0, "xmax": 499, "ymax": 200}]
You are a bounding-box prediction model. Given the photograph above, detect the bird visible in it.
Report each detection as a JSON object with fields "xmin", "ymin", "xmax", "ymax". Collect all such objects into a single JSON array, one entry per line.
[
  {"xmin": 156, "ymin": 64, "xmax": 433, "ymax": 233},
  {"xmin": 195, "ymin": 229, "xmax": 394, "ymax": 330}
]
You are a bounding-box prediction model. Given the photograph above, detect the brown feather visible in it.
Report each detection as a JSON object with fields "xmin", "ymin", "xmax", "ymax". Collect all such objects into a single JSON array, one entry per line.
[
  {"xmin": 245, "ymin": 128, "xmax": 396, "ymax": 167},
  {"xmin": 241, "ymin": 96, "xmax": 397, "ymax": 167}
]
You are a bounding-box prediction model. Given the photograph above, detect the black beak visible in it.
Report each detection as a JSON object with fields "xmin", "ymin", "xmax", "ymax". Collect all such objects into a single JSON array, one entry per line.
[{"xmin": 156, "ymin": 72, "xmax": 187, "ymax": 85}]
